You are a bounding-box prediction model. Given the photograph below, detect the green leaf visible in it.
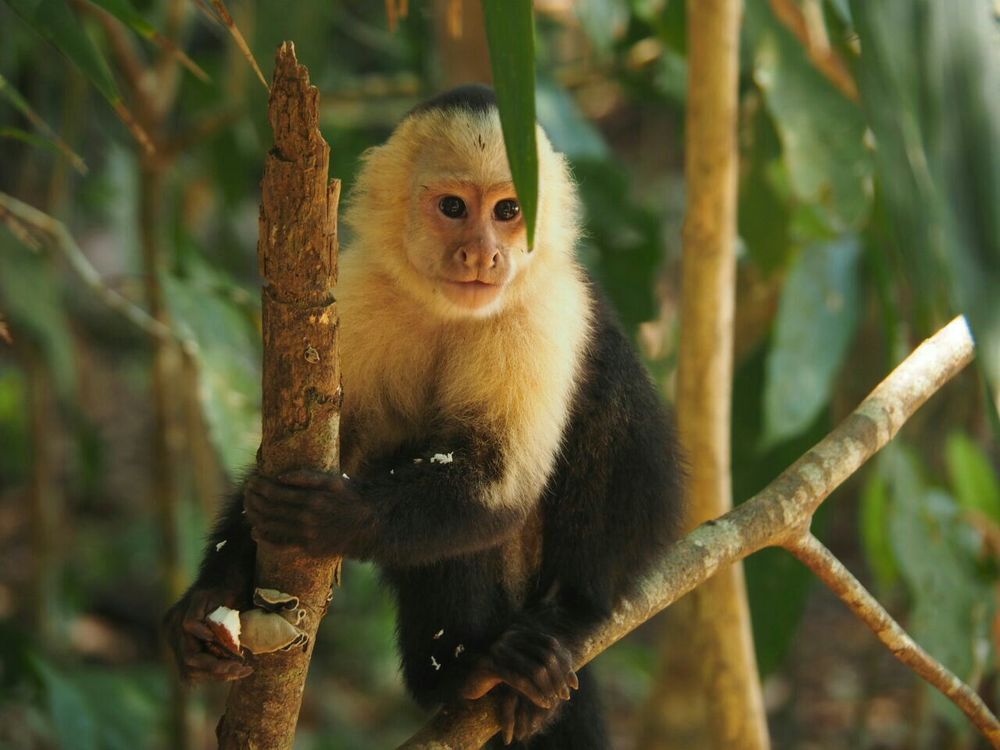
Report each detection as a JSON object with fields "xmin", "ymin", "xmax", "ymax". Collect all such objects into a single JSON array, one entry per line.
[
  {"xmin": 163, "ymin": 265, "xmax": 261, "ymax": 478},
  {"xmin": 86, "ymin": 0, "xmax": 155, "ymax": 38},
  {"xmin": 739, "ymin": 102, "xmax": 794, "ymax": 274},
  {"xmin": 0, "ymin": 73, "xmax": 87, "ymax": 172},
  {"xmin": 858, "ymin": 471, "xmax": 899, "ymax": 589},
  {"xmin": 945, "ymin": 431, "xmax": 1000, "ymax": 523},
  {"xmin": 4, "ymin": 0, "xmax": 120, "ymax": 104},
  {"xmin": 574, "ymin": 0, "xmax": 628, "ymax": 55},
  {"xmin": 852, "ymin": 0, "xmax": 1000, "ymax": 412},
  {"xmin": 536, "ymin": 80, "xmax": 607, "ymax": 161},
  {"xmin": 573, "ymin": 159, "xmax": 663, "ymax": 332},
  {"xmin": 0, "ymin": 236, "xmax": 77, "ymax": 398},
  {"xmin": 745, "ymin": 546, "xmax": 815, "ymax": 675},
  {"xmin": 483, "ymin": 0, "xmax": 538, "ymax": 247},
  {"xmin": 0, "ymin": 126, "xmax": 65, "ymax": 155},
  {"xmin": 763, "ymin": 236, "xmax": 862, "ymax": 444},
  {"xmin": 31, "ymin": 660, "xmax": 167, "ymax": 750},
  {"xmin": 32, "ymin": 660, "xmax": 99, "ymax": 750},
  {"xmin": 745, "ymin": 2, "xmax": 873, "ymax": 232},
  {"xmin": 734, "ymin": 342, "xmax": 833, "ymax": 674},
  {"xmin": 882, "ymin": 445, "xmax": 996, "ymax": 727}
]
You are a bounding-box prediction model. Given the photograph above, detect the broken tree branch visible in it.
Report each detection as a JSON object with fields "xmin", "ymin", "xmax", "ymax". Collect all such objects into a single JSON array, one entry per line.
[
  {"xmin": 399, "ymin": 317, "xmax": 992, "ymax": 749},
  {"xmin": 215, "ymin": 42, "xmax": 342, "ymax": 750}
]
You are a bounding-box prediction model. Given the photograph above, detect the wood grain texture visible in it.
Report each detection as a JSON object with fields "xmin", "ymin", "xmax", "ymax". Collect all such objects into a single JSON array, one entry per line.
[{"xmin": 216, "ymin": 41, "xmax": 343, "ymax": 750}]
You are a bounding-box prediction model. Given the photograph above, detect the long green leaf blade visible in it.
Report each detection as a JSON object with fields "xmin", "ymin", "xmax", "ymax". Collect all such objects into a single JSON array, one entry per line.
[
  {"xmin": 87, "ymin": 0, "xmax": 156, "ymax": 37},
  {"xmin": 482, "ymin": 0, "xmax": 538, "ymax": 247},
  {"xmin": 4, "ymin": 0, "xmax": 120, "ymax": 104},
  {"xmin": 0, "ymin": 73, "xmax": 87, "ymax": 172}
]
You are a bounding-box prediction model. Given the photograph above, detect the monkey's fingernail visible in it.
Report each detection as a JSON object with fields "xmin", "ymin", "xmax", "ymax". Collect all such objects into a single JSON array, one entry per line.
[
  {"xmin": 568, "ymin": 671, "xmax": 579, "ymax": 690},
  {"xmin": 560, "ymin": 687, "xmax": 570, "ymax": 700}
]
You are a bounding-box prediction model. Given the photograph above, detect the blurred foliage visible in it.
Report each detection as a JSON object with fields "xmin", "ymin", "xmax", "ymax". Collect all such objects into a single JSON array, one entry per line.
[{"xmin": 0, "ymin": 0, "xmax": 997, "ymax": 748}]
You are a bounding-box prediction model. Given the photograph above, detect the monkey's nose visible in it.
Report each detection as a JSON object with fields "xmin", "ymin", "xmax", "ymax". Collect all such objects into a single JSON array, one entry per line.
[{"xmin": 456, "ymin": 246, "xmax": 499, "ymax": 270}]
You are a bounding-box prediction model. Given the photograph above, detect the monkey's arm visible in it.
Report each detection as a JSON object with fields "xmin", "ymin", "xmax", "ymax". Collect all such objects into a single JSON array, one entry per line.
[
  {"xmin": 466, "ymin": 302, "xmax": 687, "ymax": 739},
  {"xmin": 244, "ymin": 431, "xmax": 531, "ymax": 567},
  {"xmin": 163, "ymin": 490, "xmax": 257, "ymax": 682}
]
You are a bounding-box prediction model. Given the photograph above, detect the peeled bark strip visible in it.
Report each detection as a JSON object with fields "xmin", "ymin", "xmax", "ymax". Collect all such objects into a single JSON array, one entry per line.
[
  {"xmin": 399, "ymin": 319, "xmax": 986, "ymax": 748},
  {"xmin": 216, "ymin": 42, "xmax": 343, "ymax": 750}
]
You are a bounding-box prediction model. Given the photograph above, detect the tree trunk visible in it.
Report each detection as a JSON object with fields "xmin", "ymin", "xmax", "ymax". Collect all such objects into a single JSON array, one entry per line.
[
  {"xmin": 637, "ymin": 1, "xmax": 771, "ymax": 749},
  {"xmin": 434, "ymin": 0, "xmax": 492, "ymax": 88},
  {"xmin": 216, "ymin": 42, "xmax": 343, "ymax": 749}
]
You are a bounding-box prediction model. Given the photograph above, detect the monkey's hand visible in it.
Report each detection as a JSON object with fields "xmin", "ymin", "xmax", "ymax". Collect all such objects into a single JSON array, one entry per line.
[
  {"xmin": 461, "ymin": 624, "xmax": 578, "ymax": 713},
  {"xmin": 244, "ymin": 470, "xmax": 372, "ymax": 557},
  {"xmin": 163, "ymin": 588, "xmax": 253, "ymax": 683},
  {"xmin": 492, "ymin": 685, "xmax": 565, "ymax": 746}
]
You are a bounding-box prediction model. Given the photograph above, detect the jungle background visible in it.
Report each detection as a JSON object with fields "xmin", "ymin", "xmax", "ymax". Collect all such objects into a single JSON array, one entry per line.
[{"xmin": 0, "ymin": 0, "xmax": 998, "ymax": 748}]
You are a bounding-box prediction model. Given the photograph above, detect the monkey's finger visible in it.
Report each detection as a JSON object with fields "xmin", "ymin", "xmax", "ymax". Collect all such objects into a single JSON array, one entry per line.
[
  {"xmin": 491, "ymin": 644, "xmax": 556, "ymax": 708},
  {"xmin": 250, "ymin": 519, "xmax": 311, "ymax": 549},
  {"xmin": 461, "ymin": 665, "xmax": 503, "ymax": 700},
  {"xmin": 501, "ymin": 637, "xmax": 569, "ymax": 703},
  {"xmin": 517, "ymin": 633, "xmax": 575, "ymax": 699},
  {"xmin": 511, "ymin": 634, "xmax": 572, "ymax": 700},
  {"xmin": 514, "ymin": 702, "xmax": 533, "ymax": 742},
  {"xmin": 540, "ymin": 639, "xmax": 576, "ymax": 699},
  {"xmin": 246, "ymin": 477, "xmax": 316, "ymax": 508},
  {"xmin": 244, "ymin": 494, "xmax": 312, "ymax": 531},
  {"xmin": 277, "ymin": 468, "xmax": 342, "ymax": 491},
  {"xmin": 188, "ymin": 588, "xmax": 239, "ymax": 619},
  {"xmin": 244, "ymin": 487, "xmax": 322, "ymax": 531},
  {"xmin": 499, "ymin": 691, "xmax": 517, "ymax": 746},
  {"xmin": 181, "ymin": 617, "xmax": 216, "ymax": 642},
  {"xmin": 183, "ymin": 652, "xmax": 253, "ymax": 682}
]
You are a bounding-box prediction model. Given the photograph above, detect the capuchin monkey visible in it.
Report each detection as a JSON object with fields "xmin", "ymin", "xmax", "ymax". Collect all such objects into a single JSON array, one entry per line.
[{"xmin": 164, "ymin": 84, "xmax": 684, "ymax": 749}]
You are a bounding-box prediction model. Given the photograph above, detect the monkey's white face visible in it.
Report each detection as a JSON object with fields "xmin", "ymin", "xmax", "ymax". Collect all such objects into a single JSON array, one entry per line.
[
  {"xmin": 405, "ymin": 173, "xmax": 529, "ymax": 319},
  {"xmin": 344, "ymin": 107, "xmax": 576, "ymax": 323}
]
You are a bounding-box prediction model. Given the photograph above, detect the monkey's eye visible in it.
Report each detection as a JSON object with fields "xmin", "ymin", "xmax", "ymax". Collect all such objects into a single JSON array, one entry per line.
[
  {"xmin": 493, "ymin": 199, "xmax": 520, "ymax": 222},
  {"xmin": 438, "ymin": 196, "xmax": 467, "ymax": 219}
]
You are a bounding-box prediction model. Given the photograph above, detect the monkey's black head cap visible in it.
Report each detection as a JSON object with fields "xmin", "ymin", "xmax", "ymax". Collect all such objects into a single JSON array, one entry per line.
[{"xmin": 407, "ymin": 84, "xmax": 497, "ymax": 119}]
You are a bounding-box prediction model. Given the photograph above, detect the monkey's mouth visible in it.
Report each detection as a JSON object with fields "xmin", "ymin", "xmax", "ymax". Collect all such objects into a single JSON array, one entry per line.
[{"xmin": 440, "ymin": 278, "xmax": 505, "ymax": 309}]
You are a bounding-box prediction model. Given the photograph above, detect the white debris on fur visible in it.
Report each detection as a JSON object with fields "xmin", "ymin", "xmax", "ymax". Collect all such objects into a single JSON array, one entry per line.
[
  {"xmin": 454, "ymin": 644, "xmax": 465, "ymax": 657},
  {"xmin": 215, "ymin": 540, "xmax": 227, "ymax": 552},
  {"xmin": 433, "ymin": 629, "xmax": 444, "ymax": 639},
  {"xmin": 431, "ymin": 656, "xmax": 441, "ymax": 671},
  {"xmin": 430, "ymin": 452, "xmax": 454, "ymax": 465}
]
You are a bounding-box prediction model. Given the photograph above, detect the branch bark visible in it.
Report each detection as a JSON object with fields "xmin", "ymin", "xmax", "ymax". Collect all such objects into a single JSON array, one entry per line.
[
  {"xmin": 215, "ymin": 42, "xmax": 343, "ymax": 749},
  {"xmin": 398, "ymin": 317, "xmax": 995, "ymax": 749},
  {"xmin": 786, "ymin": 533, "xmax": 1000, "ymax": 744}
]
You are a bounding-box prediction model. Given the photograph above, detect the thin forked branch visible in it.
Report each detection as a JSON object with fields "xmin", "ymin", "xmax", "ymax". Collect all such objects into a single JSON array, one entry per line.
[
  {"xmin": 194, "ymin": 0, "xmax": 269, "ymax": 91},
  {"xmin": 0, "ymin": 192, "xmax": 171, "ymax": 340},
  {"xmin": 399, "ymin": 317, "xmax": 988, "ymax": 749},
  {"xmin": 786, "ymin": 533, "xmax": 1000, "ymax": 745}
]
